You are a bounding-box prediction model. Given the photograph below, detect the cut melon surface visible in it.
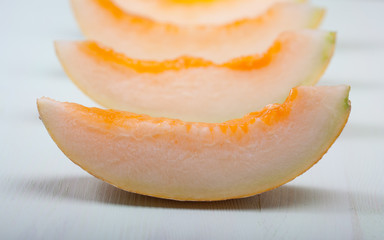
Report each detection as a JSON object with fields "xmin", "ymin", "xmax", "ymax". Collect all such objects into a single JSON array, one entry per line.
[
  {"xmin": 37, "ymin": 86, "xmax": 351, "ymax": 201},
  {"xmin": 56, "ymin": 30, "xmax": 336, "ymax": 123},
  {"xmin": 112, "ymin": 0, "xmax": 305, "ymax": 25},
  {"xmin": 71, "ymin": 0, "xmax": 325, "ymax": 62}
]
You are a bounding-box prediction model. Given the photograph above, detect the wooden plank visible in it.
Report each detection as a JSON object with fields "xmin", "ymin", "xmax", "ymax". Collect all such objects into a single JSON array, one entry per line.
[{"xmin": 0, "ymin": 0, "xmax": 383, "ymax": 239}]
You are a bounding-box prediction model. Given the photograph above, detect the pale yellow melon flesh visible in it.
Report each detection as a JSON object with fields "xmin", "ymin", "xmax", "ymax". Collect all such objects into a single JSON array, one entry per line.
[
  {"xmin": 112, "ymin": 0, "xmax": 306, "ymax": 25},
  {"xmin": 55, "ymin": 30, "xmax": 336, "ymax": 123},
  {"xmin": 37, "ymin": 86, "xmax": 351, "ymax": 201},
  {"xmin": 70, "ymin": 0, "xmax": 325, "ymax": 62}
]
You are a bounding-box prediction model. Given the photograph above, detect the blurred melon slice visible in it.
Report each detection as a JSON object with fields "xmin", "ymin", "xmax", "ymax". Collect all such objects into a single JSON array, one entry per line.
[
  {"xmin": 37, "ymin": 86, "xmax": 351, "ymax": 201},
  {"xmin": 70, "ymin": 0, "xmax": 325, "ymax": 62},
  {"xmin": 112, "ymin": 0, "xmax": 306, "ymax": 25},
  {"xmin": 56, "ymin": 30, "xmax": 335, "ymax": 122}
]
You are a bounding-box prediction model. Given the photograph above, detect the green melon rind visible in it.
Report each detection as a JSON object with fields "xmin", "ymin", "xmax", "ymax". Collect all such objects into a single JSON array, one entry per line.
[
  {"xmin": 307, "ymin": 7, "xmax": 325, "ymax": 28},
  {"xmin": 301, "ymin": 31, "xmax": 336, "ymax": 86}
]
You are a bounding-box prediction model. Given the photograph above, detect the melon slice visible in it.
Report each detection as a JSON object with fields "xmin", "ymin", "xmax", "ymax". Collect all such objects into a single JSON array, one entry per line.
[
  {"xmin": 56, "ymin": 30, "xmax": 335, "ymax": 123},
  {"xmin": 112, "ymin": 0, "xmax": 306, "ymax": 25},
  {"xmin": 37, "ymin": 86, "xmax": 351, "ymax": 201},
  {"xmin": 70, "ymin": 0, "xmax": 325, "ymax": 62}
]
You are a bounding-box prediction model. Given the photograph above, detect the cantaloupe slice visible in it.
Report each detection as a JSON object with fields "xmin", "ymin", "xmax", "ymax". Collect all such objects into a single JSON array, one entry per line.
[
  {"xmin": 112, "ymin": 0, "xmax": 306, "ymax": 25},
  {"xmin": 71, "ymin": 0, "xmax": 325, "ymax": 62},
  {"xmin": 56, "ymin": 30, "xmax": 335, "ymax": 123},
  {"xmin": 37, "ymin": 86, "xmax": 351, "ymax": 201}
]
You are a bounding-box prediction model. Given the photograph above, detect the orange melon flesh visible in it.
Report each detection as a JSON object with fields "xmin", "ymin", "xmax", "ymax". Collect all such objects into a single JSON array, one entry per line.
[
  {"xmin": 55, "ymin": 30, "xmax": 335, "ymax": 123},
  {"xmin": 112, "ymin": 0, "xmax": 306, "ymax": 25},
  {"xmin": 37, "ymin": 86, "xmax": 351, "ymax": 201},
  {"xmin": 71, "ymin": 0, "xmax": 325, "ymax": 62}
]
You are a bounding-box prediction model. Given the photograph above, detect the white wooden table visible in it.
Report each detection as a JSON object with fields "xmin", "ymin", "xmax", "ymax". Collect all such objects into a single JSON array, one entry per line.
[{"xmin": 1, "ymin": 0, "xmax": 383, "ymax": 239}]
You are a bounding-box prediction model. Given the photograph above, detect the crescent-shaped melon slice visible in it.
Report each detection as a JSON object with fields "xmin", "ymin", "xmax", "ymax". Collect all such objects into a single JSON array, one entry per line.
[
  {"xmin": 37, "ymin": 86, "xmax": 351, "ymax": 201},
  {"xmin": 56, "ymin": 30, "xmax": 335, "ymax": 123},
  {"xmin": 71, "ymin": 0, "xmax": 325, "ymax": 62},
  {"xmin": 112, "ymin": 0, "xmax": 306, "ymax": 25}
]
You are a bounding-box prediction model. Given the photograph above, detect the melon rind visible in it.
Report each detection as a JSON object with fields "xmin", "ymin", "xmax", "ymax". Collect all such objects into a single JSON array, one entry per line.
[{"xmin": 37, "ymin": 86, "xmax": 351, "ymax": 201}]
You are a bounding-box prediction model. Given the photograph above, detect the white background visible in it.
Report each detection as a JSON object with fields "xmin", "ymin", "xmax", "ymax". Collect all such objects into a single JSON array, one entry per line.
[{"xmin": 1, "ymin": 0, "xmax": 384, "ymax": 239}]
